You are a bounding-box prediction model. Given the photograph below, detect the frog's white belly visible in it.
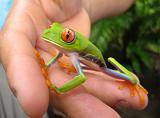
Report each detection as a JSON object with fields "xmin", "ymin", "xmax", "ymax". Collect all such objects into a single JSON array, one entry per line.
[{"xmin": 78, "ymin": 56, "xmax": 105, "ymax": 71}]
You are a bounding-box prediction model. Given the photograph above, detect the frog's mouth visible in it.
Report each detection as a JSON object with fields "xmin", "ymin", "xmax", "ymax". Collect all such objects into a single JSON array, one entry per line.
[
  {"xmin": 43, "ymin": 38, "xmax": 63, "ymax": 48},
  {"xmin": 42, "ymin": 38, "xmax": 72, "ymax": 54}
]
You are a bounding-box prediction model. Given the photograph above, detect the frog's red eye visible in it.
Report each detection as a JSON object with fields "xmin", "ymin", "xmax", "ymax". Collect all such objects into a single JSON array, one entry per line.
[{"xmin": 61, "ymin": 28, "xmax": 75, "ymax": 43}]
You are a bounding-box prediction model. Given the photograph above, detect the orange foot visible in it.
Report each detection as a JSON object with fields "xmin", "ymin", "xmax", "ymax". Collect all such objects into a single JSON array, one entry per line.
[
  {"xmin": 58, "ymin": 54, "xmax": 77, "ymax": 74},
  {"xmin": 118, "ymin": 81, "xmax": 148, "ymax": 106},
  {"xmin": 35, "ymin": 50, "xmax": 52, "ymax": 89}
]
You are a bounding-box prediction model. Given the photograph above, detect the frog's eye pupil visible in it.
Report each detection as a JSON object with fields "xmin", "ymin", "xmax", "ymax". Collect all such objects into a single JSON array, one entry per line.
[
  {"xmin": 61, "ymin": 28, "xmax": 75, "ymax": 43},
  {"xmin": 66, "ymin": 33, "xmax": 69, "ymax": 39}
]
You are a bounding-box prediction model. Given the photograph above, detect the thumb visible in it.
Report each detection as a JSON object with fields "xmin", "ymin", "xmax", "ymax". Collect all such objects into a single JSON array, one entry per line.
[{"xmin": 0, "ymin": 12, "xmax": 49, "ymax": 118}]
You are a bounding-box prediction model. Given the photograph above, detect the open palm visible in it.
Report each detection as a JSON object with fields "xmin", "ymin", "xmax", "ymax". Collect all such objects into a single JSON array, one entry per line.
[{"xmin": 0, "ymin": 0, "xmax": 147, "ymax": 118}]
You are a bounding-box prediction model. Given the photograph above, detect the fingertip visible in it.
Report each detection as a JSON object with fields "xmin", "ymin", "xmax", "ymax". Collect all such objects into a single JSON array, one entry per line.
[
  {"xmin": 114, "ymin": 78, "xmax": 149, "ymax": 109},
  {"xmin": 116, "ymin": 94, "xmax": 148, "ymax": 110},
  {"xmin": 128, "ymin": 92, "xmax": 148, "ymax": 110},
  {"xmin": 83, "ymin": 75, "xmax": 149, "ymax": 110},
  {"xmin": 116, "ymin": 85, "xmax": 148, "ymax": 110},
  {"xmin": 62, "ymin": 8, "xmax": 91, "ymax": 37}
]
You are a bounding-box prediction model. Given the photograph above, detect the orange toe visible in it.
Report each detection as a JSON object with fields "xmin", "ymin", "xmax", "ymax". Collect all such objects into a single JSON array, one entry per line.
[
  {"xmin": 58, "ymin": 55, "xmax": 76, "ymax": 74},
  {"xmin": 118, "ymin": 81, "xmax": 148, "ymax": 106},
  {"xmin": 35, "ymin": 50, "xmax": 53, "ymax": 89}
]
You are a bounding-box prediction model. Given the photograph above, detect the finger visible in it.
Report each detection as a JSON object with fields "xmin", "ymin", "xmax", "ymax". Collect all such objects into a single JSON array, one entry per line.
[
  {"xmin": 42, "ymin": 49, "xmax": 148, "ymax": 110},
  {"xmin": 83, "ymin": 71, "xmax": 148, "ymax": 109},
  {"xmin": 0, "ymin": 33, "xmax": 49, "ymax": 117},
  {"xmin": 40, "ymin": 51, "xmax": 120, "ymax": 118},
  {"xmin": 0, "ymin": 1, "xmax": 51, "ymax": 117},
  {"xmin": 49, "ymin": 63, "xmax": 148, "ymax": 111},
  {"xmin": 62, "ymin": 8, "xmax": 91, "ymax": 37},
  {"xmin": 41, "ymin": 0, "xmax": 82, "ymax": 22},
  {"xmin": 38, "ymin": 51, "xmax": 120, "ymax": 118},
  {"xmin": 51, "ymin": 88, "xmax": 120, "ymax": 118}
]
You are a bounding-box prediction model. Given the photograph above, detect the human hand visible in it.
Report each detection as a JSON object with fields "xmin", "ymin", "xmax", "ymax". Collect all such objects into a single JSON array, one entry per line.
[{"xmin": 0, "ymin": 0, "xmax": 148, "ymax": 117}]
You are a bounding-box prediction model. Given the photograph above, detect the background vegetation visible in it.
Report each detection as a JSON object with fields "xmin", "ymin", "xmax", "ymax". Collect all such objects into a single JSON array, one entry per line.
[{"xmin": 90, "ymin": 0, "xmax": 160, "ymax": 117}]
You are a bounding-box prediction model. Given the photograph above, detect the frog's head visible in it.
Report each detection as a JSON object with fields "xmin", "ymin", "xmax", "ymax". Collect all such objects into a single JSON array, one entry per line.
[{"xmin": 42, "ymin": 23, "xmax": 87, "ymax": 52}]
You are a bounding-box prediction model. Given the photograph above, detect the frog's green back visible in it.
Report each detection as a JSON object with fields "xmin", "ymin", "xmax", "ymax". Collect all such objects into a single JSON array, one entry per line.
[
  {"xmin": 75, "ymin": 32, "xmax": 106, "ymax": 66},
  {"xmin": 42, "ymin": 23, "xmax": 106, "ymax": 66}
]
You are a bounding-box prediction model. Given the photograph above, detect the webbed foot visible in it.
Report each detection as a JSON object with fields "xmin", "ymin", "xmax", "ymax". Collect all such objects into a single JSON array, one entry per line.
[
  {"xmin": 107, "ymin": 57, "xmax": 148, "ymax": 106},
  {"xmin": 58, "ymin": 54, "xmax": 77, "ymax": 74},
  {"xmin": 118, "ymin": 80, "xmax": 148, "ymax": 106}
]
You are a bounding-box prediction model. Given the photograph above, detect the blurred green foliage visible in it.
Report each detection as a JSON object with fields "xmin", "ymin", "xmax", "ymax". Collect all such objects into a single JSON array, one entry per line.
[
  {"xmin": 90, "ymin": 1, "xmax": 160, "ymax": 117},
  {"xmin": 90, "ymin": 0, "xmax": 160, "ymax": 75}
]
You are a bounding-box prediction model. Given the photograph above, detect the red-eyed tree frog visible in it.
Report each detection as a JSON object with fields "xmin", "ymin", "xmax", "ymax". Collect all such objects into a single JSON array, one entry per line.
[{"xmin": 41, "ymin": 23, "xmax": 148, "ymax": 105}]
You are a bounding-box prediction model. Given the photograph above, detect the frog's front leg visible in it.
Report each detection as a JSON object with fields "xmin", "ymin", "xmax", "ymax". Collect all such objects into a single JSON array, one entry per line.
[
  {"xmin": 50, "ymin": 53, "xmax": 86, "ymax": 93},
  {"xmin": 107, "ymin": 57, "xmax": 148, "ymax": 106},
  {"xmin": 35, "ymin": 50, "xmax": 63, "ymax": 88},
  {"xmin": 47, "ymin": 52, "xmax": 63, "ymax": 67}
]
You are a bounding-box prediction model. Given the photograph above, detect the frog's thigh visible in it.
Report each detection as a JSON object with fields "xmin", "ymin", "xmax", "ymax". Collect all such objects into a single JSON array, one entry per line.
[{"xmin": 54, "ymin": 53, "xmax": 86, "ymax": 93}]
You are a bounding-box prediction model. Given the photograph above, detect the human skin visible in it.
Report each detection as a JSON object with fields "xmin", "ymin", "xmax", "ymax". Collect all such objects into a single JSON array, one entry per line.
[{"xmin": 0, "ymin": 0, "xmax": 148, "ymax": 118}]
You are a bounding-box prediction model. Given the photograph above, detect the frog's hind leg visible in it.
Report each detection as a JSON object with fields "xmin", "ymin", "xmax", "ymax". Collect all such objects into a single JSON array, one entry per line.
[
  {"xmin": 103, "ymin": 57, "xmax": 148, "ymax": 106},
  {"xmin": 104, "ymin": 68, "xmax": 132, "ymax": 82},
  {"xmin": 51, "ymin": 53, "xmax": 86, "ymax": 93}
]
